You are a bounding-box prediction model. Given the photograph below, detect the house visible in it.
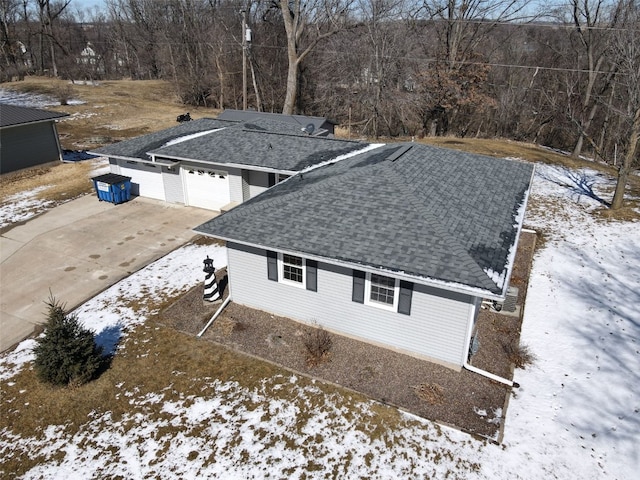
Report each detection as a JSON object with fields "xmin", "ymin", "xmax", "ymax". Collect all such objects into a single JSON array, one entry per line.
[
  {"xmin": 217, "ymin": 109, "xmax": 337, "ymax": 137},
  {"xmin": 0, "ymin": 104, "xmax": 68, "ymax": 174},
  {"xmin": 90, "ymin": 117, "xmax": 368, "ymax": 211},
  {"xmin": 194, "ymin": 143, "xmax": 535, "ymax": 370}
]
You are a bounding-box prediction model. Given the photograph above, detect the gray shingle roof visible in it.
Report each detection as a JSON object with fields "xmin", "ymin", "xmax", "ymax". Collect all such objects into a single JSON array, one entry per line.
[
  {"xmin": 88, "ymin": 118, "xmax": 235, "ymax": 160},
  {"xmin": 149, "ymin": 121, "xmax": 365, "ymax": 172},
  {"xmin": 194, "ymin": 143, "xmax": 534, "ymax": 295},
  {"xmin": 218, "ymin": 109, "xmax": 336, "ymax": 132},
  {"xmin": 0, "ymin": 103, "xmax": 68, "ymax": 127}
]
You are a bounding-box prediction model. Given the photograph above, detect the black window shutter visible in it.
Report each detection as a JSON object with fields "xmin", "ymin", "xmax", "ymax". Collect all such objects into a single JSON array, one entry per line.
[
  {"xmin": 268, "ymin": 173, "xmax": 276, "ymax": 187},
  {"xmin": 306, "ymin": 260, "xmax": 318, "ymax": 292},
  {"xmin": 267, "ymin": 250, "xmax": 278, "ymax": 281},
  {"xmin": 398, "ymin": 280, "xmax": 413, "ymax": 315},
  {"xmin": 352, "ymin": 270, "xmax": 365, "ymax": 303}
]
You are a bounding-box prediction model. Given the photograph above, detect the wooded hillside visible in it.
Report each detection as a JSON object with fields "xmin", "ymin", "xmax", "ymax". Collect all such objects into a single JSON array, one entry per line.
[{"xmin": 1, "ymin": 0, "xmax": 638, "ymax": 197}]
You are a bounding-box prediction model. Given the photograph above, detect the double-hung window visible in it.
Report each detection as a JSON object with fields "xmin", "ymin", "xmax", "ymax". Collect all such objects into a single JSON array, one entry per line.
[
  {"xmin": 282, "ymin": 253, "xmax": 304, "ymax": 285},
  {"xmin": 266, "ymin": 250, "xmax": 317, "ymax": 291},
  {"xmin": 365, "ymin": 273, "xmax": 399, "ymax": 311},
  {"xmin": 353, "ymin": 269, "xmax": 413, "ymax": 315},
  {"xmin": 369, "ymin": 274, "xmax": 397, "ymax": 306}
]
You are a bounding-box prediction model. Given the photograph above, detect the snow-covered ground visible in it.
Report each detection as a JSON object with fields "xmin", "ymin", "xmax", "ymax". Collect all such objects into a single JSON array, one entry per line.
[
  {"xmin": 0, "ymin": 163, "xmax": 638, "ymax": 479},
  {"xmin": 0, "ymin": 159, "xmax": 109, "ymax": 229},
  {"xmin": 0, "ymin": 86, "xmax": 83, "ymax": 108}
]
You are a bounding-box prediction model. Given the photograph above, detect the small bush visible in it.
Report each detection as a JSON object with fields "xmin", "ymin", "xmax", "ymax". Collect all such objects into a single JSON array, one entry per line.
[
  {"xmin": 414, "ymin": 383, "xmax": 445, "ymax": 405},
  {"xmin": 54, "ymin": 84, "xmax": 75, "ymax": 105},
  {"xmin": 33, "ymin": 295, "xmax": 104, "ymax": 387},
  {"xmin": 502, "ymin": 340, "xmax": 536, "ymax": 369},
  {"xmin": 303, "ymin": 325, "xmax": 332, "ymax": 367}
]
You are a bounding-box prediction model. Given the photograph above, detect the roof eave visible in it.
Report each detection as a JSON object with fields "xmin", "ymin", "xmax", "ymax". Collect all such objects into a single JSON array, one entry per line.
[
  {"xmin": 193, "ymin": 231, "xmax": 500, "ymax": 300},
  {"xmin": 489, "ymin": 163, "xmax": 537, "ymax": 299}
]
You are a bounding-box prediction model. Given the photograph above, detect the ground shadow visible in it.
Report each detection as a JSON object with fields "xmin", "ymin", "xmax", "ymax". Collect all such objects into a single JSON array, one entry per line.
[
  {"xmin": 537, "ymin": 166, "xmax": 611, "ymax": 207},
  {"xmin": 95, "ymin": 323, "xmax": 123, "ymax": 356}
]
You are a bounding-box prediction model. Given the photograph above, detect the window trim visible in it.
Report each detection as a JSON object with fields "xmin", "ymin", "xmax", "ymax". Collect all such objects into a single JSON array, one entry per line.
[
  {"xmin": 278, "ymin": 252, "xmax": 306, "ymax": 289},
  {"xmin": 364, "ymin": 272, "xmax": 399, "ymax": 311}
]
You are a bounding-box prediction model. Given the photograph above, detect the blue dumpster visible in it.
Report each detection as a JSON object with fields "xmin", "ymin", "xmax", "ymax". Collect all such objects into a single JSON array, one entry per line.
[{"xmin": 91, "ymin": 173, "xmax": 132, "ymax": 204}]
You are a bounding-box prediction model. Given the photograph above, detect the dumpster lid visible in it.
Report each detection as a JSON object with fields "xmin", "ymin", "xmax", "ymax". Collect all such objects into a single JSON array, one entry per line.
[{"xmin": 91, "ymin": 173, "xmax": 132, "ymax": 184}]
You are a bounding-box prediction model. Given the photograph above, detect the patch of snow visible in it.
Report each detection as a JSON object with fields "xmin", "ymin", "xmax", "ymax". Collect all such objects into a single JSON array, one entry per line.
[
  {"xmin": 162, "ymin": 128, "xmax": 226, "ymax": 148},
  {"xmin": 299, "ymin": 143, "xmax": 386, "ymax": 174},
  {"xmin": 73, "ymin": 243, "xmax": 227, "ymax": 354},
  {"xmin": 0, "ymin": 187, "xmax": 55, "ymax": 228},
  {"xmin": 0, "ymin": 88, "xmax": 82, "ymax": 108}
]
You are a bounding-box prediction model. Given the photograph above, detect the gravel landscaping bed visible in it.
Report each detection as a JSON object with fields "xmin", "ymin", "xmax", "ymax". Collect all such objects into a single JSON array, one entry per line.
[{"xmin": 159, "ymin": 232, "xmax": 536, "ymax": 441}]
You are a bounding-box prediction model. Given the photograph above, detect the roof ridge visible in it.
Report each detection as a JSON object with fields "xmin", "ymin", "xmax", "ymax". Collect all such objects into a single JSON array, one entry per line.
[
  {"xmin": 238, "ymin": 127, "xmax": 360, "ymax": 143},
  {"xmin": 382, "ymin": 163, "xmax": 499, "ymax": 291}
]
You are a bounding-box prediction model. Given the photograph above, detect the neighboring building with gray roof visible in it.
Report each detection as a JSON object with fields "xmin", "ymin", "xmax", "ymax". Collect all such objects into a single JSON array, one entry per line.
[
  {"xmin": 90, "ymin": 116, "xmax": 367, "ymax": 210},
  {"xmin": 217, "ymin": 109, "xmax": 337, "ymax": 136},
  {"xmin": 0, "ymin": 103, "xmax": 68, "ymax": 174},
  {"xmin": 194, "ymin": 143, "xmax": 535, "ymax": 369},
  {"xmin": 91, "ymin": 118, "xmax": 235, "ymax": 162}
]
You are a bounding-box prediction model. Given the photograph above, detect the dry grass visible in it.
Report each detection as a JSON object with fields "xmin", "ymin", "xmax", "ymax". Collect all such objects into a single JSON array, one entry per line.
[
  {"xmin": 1, "ymin": 76, "xmax": 221, "ymax": 150},
  {"xmin": 0, "ymin": 161, "xmax": 97, "ymax": 202}
]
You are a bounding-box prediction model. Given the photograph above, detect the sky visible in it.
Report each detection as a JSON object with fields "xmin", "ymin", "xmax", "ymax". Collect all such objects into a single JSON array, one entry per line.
[{"xmin": 1, "ymin": 156, "xmax": 638, "ymax": 478}]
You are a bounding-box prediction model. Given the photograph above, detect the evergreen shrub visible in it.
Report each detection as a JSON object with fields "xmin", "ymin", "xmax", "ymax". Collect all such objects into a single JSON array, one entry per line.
[{"xmin": 33, "ymin": 295, "xmax": 103, "ymax": 387}]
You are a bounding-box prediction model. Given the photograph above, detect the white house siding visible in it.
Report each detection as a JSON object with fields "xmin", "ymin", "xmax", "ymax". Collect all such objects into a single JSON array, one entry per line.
[
  {"xmin": 227, "ymin": 167, "xmax": 244, "ymax": 203},
  {"xmin": 117, "ymin": 160, "xmax": 165, "ymax": 199},
  {"xmin": 108, "ymin": 158, "xmax": 120, "ymax": 174},
  {"xmin": 162, "ymin": 167, "xmax": 184, "ymax": 204},
  {"xmin": 227, "ymin": 243, "xmax": 475, "ymax": 368},
  {"xmin": 248, "ymin": 171, "xmax": 269, "ymax": 197},
  {"xmin": 241, "ymin": 170, "xmax": 250, "ymax": 201}
]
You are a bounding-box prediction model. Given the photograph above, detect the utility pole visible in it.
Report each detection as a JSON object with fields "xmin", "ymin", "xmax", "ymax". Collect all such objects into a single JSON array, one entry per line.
[{"xmin": 241, "ymin": 8, "xmax": 247, "ymax": 111}]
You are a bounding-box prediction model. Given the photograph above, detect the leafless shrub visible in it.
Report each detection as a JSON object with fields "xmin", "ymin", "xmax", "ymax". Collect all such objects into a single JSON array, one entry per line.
[
  {"xmin": 214, "ymin": 317, "xmax": 244, "ymax": 336},
  {"xmin": 502, "ymin": 341, "xmax": 536, "ymax": 369},
  {"xmin": 54, "ymin": 84, "xmax": 75, "ymax": 105},
  {"xmin": 303, "ymin": 324, "xmax": 332, "ymax": 367},
  {"xmin": 414, "ymin": 383, "xmax": 445, "ymax": 405}
]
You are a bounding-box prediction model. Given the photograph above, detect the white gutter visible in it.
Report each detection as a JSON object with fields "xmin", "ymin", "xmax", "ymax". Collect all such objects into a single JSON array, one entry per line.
[
  {"xmin": 460, "ymin": 299, "xmax": 520, "ymax": 388},
  {"xmin": 197, "ymin": 296, "xmax": 231, "ymax": 338}
]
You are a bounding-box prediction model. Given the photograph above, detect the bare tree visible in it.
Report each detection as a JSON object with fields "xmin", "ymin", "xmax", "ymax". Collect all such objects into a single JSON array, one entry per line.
[
  {"xmin": 35, "ymin": 0, "xmax": 72, "ymax": 76},
  {"xmin": 561, "ymin": 0, "xmax": 627, "ymax": 158},
  {"xmin": 277, "ymin": 0, "xmax": 354, "ymax": 114},
  {"xmin": 0, "ymin": 0, "xmax": 23, "ymax": 80},
  {"xmin": 413, "ymin": 0, "xmax": 532, "ymax": 136},
  {"xmin": 610, "ymin": 0, "xmax": 639, "ymax": 209}
]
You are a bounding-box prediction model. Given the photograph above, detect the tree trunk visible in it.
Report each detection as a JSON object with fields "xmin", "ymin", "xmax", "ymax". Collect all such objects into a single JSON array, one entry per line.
[
  {"xmin": 249, "ymin": 53, "xmax": 262, "ymax": 112},
  {"xmin": 611, "ymin": 106, "xmax": 640, "ymax": 210}
]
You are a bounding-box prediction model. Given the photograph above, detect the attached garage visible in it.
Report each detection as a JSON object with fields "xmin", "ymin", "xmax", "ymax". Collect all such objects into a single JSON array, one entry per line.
[
  {"xmin": 183, "ymin": 166, "xmax": 230, "ymax": 210},
  {"xmin": 118, "ymin": 161, "xmax": 165, "ymax": 200}
]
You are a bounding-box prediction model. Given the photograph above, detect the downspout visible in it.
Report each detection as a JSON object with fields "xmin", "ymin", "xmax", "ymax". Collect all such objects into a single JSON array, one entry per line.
[
  {"xmin": 53, "ymin": 121, "xmax": 64, "ymax": 162},
  {"xmin": 464, "ymin": 360, "xmax": 519, "ymax": 388},
  {"xmin": 197, "ymin": 296, "xmax": 231, "ymax": 338},
  {"xmin": 462, "ymin": 297, "xmax": 520, "ymax": 388}
]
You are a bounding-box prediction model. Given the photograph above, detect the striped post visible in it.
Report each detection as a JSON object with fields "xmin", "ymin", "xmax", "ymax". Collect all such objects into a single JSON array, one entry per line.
[{"xmin": 203, "ymin": 256, "xmax": 221, "ymax": 302}]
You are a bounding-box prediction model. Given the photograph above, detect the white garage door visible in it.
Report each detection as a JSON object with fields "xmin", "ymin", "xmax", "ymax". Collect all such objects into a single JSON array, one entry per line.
[
  {"xmin": 183, "ymin": 167, "xmax": 230, "ymax": 210},
  {"xmin": 118, "ymin": 161, "xmax": 165, "ymax": 200}
]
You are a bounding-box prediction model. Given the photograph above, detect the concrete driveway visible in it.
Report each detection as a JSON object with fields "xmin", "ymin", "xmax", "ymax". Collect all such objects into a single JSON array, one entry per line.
[{"xmin": 0, "ymin": 195, "xmax": 216, "ymax": 352}]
